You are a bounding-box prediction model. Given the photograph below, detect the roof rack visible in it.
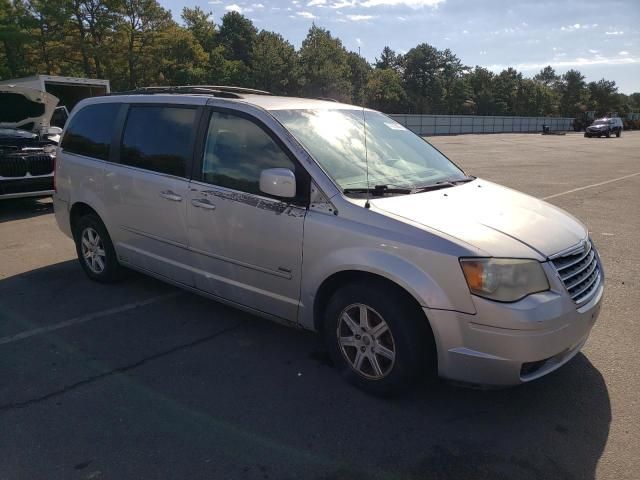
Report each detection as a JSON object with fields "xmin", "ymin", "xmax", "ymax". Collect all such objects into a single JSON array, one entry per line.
[
  {"xmin": 188, "ymin": 85, "xmax": 272, "ymax": 96},
  {"xmin": 114, "ymin": 85, "xmax": 272, "ymax": 98}
]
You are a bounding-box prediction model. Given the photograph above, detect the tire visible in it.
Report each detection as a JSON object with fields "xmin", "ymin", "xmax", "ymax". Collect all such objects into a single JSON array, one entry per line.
[
  {"xmin": 323, "ymin": 280, "xmax": 435, "ymax": 396},
  {"xmin": 605, "ymin": 130, "xmax": 611, "ymax": 138},
  {"xmin": 584, "ymin": 133, "xmax": 589, "ymax": 138},
  {"xmin": 73, "ymin": 213, "xmax": 124, "ymax": 283},
  {"xmin": 616, "ymin": 129, "xmax": 621, "ymax": 138}
]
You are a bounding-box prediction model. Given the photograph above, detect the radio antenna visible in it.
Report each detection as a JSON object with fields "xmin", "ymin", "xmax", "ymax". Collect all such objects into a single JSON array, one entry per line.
[{"xmin": 359, "ymin": 47, "xmax": 371, "ymax": 209}]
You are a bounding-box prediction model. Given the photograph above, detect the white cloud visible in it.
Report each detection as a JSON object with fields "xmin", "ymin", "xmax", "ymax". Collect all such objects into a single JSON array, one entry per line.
[
  {"xmin": 208, "ymin": 0, "xmax": 222, "ymax": 4},
  {"xmin": 560, "ymin": 23, "xmax": 599, "ymax": 32},
  {"xmin": 462, "ymin": 29, "xmax": 468, "ymax": 34},
  {"xmin": 588, "ymin": 49, "xmax": 598, "ymax": 54},
  {"xmin": 347, "ymin": 14, "xmax": 375, "ymax": 20},
  {"xmin": 225, "ymin": 3, "xmax": 242, "ymax": 12},
  {"xmin": 619, "ymin": 51, "xmax": 629, "ymax": 55},
  {"xmin": 330, "ymin": 0, "xmax": 356, "ymax": 8},
  {"xmin": 252, "ymin": 3, "xmax": 265, "ymax": 8},
  {"xmin": 356, "ymin": 37, "xmax": 362, "ymax": 45},
  {"xmin": 360, "ymin": 0, "xmax": 444, "ymax": 7},
  {"xmin": 606, "ymin": 31, "xmax": 624, "ymax": 35},
  {"xmin": 297, "ymin": 10, "xmax": 317, "ymax": 18},
  {"xmin": 307, "ymin": 0, "xmax": 326, "ymax": 5},
  {"xmin": 488, "ymin": 55, "xmax": 639, "ymax": 72}
]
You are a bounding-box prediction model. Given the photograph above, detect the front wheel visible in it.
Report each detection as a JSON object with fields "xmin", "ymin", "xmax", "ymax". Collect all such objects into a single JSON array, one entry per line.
[
  {"xmin": 616, "ymin": 129, "xmax": 621, "ymax": 137},
  {"xmin": 74, "ymin": 214, "xmax": 124, "ymax": 283},
  {"xmin": 323, "ymin": 281, "xmax": 434, "ymax": 396}
]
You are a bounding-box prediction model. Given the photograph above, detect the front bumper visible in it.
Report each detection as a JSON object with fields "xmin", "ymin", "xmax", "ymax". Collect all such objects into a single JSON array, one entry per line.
[
  {"xmin": 0, "ymin": 175, "xmax": 54, "ymax": 199},
  {"xmin": 426, "ymin": 276, "xmax": 603, "ymax": 386}
]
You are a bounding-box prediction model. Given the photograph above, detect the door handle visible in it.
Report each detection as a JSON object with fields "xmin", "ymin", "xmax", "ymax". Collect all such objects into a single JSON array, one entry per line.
[
  {"xmin": 159, "ymin": 190, "xmax": 183, "ymax": 202},
  {"xmin": 191, "ymin": 198, "xmax": 216, "ymax": 210}
]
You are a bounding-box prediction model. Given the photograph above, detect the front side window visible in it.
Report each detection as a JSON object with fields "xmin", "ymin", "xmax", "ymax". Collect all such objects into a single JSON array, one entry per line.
[
  {"xmin": 120, "ymin": 106, "xmax": 196, "ymax": 177},
  {"xmin": 61, "ymin": 103, "xmax": 119, "ymax": 160},
  {"xmin": 201, "ymin": 111, "xmax": 296, "ymax": 196},
  {"xmin": 272, "ymin": 109, "xmax": 466, "ymax": 191}
]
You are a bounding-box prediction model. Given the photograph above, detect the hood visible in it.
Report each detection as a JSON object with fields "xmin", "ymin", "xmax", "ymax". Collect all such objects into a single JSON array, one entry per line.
[
  {"xmin": 0, "ymin": 85, "xmax": 59, "ymax": 133},
  {"xmin": 0, "ymin": 128, "xmax": 37, "ymax": 140},
  {"xmin": 371, "ymin": 179, "xmax": 587, "ymax": 259}
]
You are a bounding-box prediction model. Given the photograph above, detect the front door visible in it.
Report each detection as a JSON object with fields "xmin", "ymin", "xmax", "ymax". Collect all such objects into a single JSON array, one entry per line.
[{"xmin": 187, "ymin": 109, "xmax": 308, "ymax": 321}]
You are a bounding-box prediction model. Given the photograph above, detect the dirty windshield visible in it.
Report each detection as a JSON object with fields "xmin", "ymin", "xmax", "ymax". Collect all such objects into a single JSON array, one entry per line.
[{"xmin": 272, "ymin": 109, "xmax": 466, "ymax": 191}]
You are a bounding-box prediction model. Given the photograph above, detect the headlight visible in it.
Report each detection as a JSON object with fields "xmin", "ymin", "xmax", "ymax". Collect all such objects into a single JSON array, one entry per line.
[{"xmin": 459, "ymin": 258, "xmax": 549, "ymax": 302}]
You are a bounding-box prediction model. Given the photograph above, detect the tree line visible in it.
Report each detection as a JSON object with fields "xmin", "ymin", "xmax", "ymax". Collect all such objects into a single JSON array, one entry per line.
[{"xmin": 1, "ymin": 0, "xmax": 639, "ymax": 117}]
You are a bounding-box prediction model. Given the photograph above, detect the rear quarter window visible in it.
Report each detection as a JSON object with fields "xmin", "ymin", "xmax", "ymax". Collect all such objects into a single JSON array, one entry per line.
[{"xmin": 61, "ymin": 103, "xmax": 120, "ymax": 161}]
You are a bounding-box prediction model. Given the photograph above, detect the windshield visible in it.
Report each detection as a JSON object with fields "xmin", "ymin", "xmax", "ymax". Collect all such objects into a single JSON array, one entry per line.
[
  {"xmin": 593, "ymin": 120, "xmax": 612, "ymax": 125},
  {"xmin": 271, "ymin": 109, "xmax": 466, "ymax": 191}
]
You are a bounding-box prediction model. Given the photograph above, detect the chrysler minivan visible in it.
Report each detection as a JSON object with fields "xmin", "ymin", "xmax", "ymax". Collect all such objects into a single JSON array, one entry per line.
[{"xmin": 53, "ymin": 86, "xmax": 603, "ymax": 394}]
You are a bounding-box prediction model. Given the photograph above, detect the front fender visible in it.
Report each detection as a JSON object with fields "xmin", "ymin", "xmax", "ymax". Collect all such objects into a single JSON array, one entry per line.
[{"xmin": 298, "ymin": 246, "xmax": 476, "ymax": 331}]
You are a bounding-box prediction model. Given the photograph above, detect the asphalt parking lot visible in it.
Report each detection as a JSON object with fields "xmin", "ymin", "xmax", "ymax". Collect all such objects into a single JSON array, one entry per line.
[{"xmin": 1, "ymin": 131, "xmax": 639, "ymax": 480}]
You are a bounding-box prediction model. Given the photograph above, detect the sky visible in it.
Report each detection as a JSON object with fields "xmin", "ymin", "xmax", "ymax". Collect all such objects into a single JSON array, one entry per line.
[{"xmin": 158, "ymin": 0, "xmax": 640, "ymax": 94}]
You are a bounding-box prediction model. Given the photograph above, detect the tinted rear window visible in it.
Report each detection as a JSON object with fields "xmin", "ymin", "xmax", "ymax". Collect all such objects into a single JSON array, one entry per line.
[
  {"xmin": 61, "ymin": 103, "xmax": 120, "ymax": 160},
  {"xmin": 120, "ymin": 106, "xmax": 196, "ymax": 178}
]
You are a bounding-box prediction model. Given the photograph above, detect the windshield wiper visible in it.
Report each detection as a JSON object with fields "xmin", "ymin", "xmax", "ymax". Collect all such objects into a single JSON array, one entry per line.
[
  {"xmin": 344, "ymin": 176, "xmax": 476, "ymax": 196},
  {"xmin": 343, "ymin": 184, "xmax": 413, "ymax": 196},
  {"xmin": 410, "ymin": 176, "xmax": 476, "ymax": 193}
]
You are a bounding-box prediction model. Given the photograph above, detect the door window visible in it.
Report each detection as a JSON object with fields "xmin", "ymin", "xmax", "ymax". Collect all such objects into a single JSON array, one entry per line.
[
  {"xmin": 61, "ymin": 103, "xmax": 119, "ymax": 160},
  {"xmin": 120, "ymin": 106, "xmax": 196, "ymax": 178},
  {"xmin": 201, "ymin": 111, "xmax": 297, "ymax": 196}
]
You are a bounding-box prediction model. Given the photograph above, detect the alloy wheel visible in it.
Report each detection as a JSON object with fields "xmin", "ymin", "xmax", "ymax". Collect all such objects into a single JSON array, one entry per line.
[
  {"xmin": 81, "ymin": 227, "xmax": 106, "ymax": 274},
  {"xmin": 336, "ymin": 303, "xmax": 396, "ymax": 380}
]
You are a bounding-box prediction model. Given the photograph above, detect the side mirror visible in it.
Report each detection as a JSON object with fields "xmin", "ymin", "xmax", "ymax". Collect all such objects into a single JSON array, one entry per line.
[
  {"xmin": 259, "ymin": 168, "xmax": 296, "ymax": 198},
  {"xmin": 47, "ymin": 126, "xmax": 63, "ymax": 135}
]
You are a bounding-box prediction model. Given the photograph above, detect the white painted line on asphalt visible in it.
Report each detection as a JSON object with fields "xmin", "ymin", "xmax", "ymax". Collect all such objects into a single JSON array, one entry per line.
[
  {"xmin": 0, "ymin": 292, "xmax": 180, "ymax": 346},
  {"xmin": 542, "ymin": 172, "xmax": 640, "ymax": 200}
]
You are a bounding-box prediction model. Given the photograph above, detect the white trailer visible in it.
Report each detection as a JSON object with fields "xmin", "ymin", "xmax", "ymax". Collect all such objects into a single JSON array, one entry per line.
[{"xmin": 0, "ymin": 75, "xmax": 110, "ymax": 112}]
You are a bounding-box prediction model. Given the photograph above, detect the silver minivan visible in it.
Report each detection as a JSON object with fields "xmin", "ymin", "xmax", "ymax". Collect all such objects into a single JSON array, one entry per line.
[{"xmin": 53, "ymin": 87, "xmax": 604, "ymax": 394}]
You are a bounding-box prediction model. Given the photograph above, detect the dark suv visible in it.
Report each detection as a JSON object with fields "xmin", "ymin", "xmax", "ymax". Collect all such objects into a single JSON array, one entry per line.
[
  {"xmin": 0, "ymin": 85, "xmax": 61, "ymax": 199},
  {"xmin": 585, "ymin": 117, "xmax": 623, "ymax": 138}
]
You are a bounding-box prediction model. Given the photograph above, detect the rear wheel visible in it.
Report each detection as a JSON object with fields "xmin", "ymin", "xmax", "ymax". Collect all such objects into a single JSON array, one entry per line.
[
  {"xmin": 74, "ymin": 214, "xmax": 124, "ymax": 283},
  {"xmin": 323, "ymin": 280, "xmax": 434, "ymax": 395}
]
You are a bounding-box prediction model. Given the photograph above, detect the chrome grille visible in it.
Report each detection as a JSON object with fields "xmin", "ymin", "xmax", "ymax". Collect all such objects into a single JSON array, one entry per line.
[
  {"xmin": 26, "ymin": 154, "xmax": 54, "ymax": 175},
  {"xmin": 0, "ymin": 157, "xmax": 27, "ymax": 177},
  {"xmin": 0, "ymin": 153, "xmax": 54, "ymax": 177},
  {"xmin": 550, "ymin": 239, "xmax": 602, "ymax": 305}
]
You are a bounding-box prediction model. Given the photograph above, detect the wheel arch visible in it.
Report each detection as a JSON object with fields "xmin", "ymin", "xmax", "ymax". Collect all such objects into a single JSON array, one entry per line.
[
  {"xmin": 69, "ymin": 202, "xmax": 101, "ymax": 236},
  {"xmin": 313, "ymin": 270, "xmax": 428, "ymax": 333},
  {"xmin": 312, "ymin": 269, "xmax": 439, "ymax": 373}
]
